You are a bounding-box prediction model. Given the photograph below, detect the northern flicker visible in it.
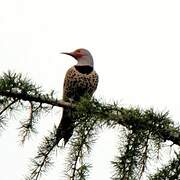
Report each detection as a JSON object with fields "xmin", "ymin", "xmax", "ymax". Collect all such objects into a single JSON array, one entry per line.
[{"xmin": 56, "ymin": 48, "xmax": 99, "ymax": 145}]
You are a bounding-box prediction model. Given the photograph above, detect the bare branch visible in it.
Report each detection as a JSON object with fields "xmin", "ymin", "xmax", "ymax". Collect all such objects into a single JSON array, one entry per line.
[{"xmin": 0, "ymin": 90, "xmax": 72, "ymax": 108}]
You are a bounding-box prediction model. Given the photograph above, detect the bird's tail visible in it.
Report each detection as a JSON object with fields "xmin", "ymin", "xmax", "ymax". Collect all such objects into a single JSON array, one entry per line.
[{"xmin": 56, "ymin": 108, "xmax": 74, "ymax": 145}]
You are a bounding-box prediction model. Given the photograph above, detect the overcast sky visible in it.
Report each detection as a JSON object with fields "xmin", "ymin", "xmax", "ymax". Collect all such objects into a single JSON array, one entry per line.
[{"xmin": 0, "ymin": 1, "xmax": 180, "ymax": 180}]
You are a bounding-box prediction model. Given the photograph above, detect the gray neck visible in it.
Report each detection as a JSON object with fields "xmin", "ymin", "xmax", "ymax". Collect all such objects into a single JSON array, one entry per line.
[{"xmin": 76, "ymin": 55, "xmax": 94, "ymax": 67}]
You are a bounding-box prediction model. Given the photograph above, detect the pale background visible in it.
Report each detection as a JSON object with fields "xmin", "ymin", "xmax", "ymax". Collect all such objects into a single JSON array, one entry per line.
[{"xmin": 0, "ymin": 0, "xmax": 180, "ymax": 179}]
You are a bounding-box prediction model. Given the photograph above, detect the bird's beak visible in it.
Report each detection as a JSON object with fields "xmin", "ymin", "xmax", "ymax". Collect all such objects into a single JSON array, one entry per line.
[{"xmin": 61, "ymin": 52, "xmax": 76, "ymax": 58}]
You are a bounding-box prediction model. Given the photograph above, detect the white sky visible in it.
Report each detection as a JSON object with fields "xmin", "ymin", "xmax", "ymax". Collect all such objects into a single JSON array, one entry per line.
[{"xmin": 0, "ymin": 0, "xmax": 180, "ymax": 180}]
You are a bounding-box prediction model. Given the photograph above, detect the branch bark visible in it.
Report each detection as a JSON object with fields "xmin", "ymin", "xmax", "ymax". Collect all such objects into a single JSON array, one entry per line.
[{"xmin": 0, "ymin": 90, "xmax": 72, "ymax": 108}]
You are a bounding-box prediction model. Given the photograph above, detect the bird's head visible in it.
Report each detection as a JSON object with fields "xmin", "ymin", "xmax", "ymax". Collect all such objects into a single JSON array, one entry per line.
[{"xmin": 61, "ymin": 48, "xmax": 94, "ymax": 67}]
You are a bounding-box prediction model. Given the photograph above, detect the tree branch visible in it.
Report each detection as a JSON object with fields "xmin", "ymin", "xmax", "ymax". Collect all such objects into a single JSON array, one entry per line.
[
  {"xmin": 0, "ymin": 90, "xmax": 72, "ymax": 108},
  {"xmin": 0, "ymin": 89, "xmax": 180, "ymax": 148},
  {"xmin": 158, "ymin": 127, "xmax": 180, "ymax": 146}
]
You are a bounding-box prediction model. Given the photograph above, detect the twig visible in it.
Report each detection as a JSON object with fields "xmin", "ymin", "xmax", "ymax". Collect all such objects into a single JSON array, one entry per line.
[{"xmin": 0, "ymin": 99, "xmax": 18, "ymax": 115}]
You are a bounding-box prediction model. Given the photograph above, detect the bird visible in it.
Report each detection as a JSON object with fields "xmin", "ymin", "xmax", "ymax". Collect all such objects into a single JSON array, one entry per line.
[{"xmin": 56, "ymin": 48, "xmax": 99, "ymax": 145}]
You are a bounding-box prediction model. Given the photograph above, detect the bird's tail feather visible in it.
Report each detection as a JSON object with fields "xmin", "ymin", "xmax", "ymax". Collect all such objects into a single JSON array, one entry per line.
[{"xmin": 56, "ymin": 108, "xmax": 74, "ymax": 145}]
